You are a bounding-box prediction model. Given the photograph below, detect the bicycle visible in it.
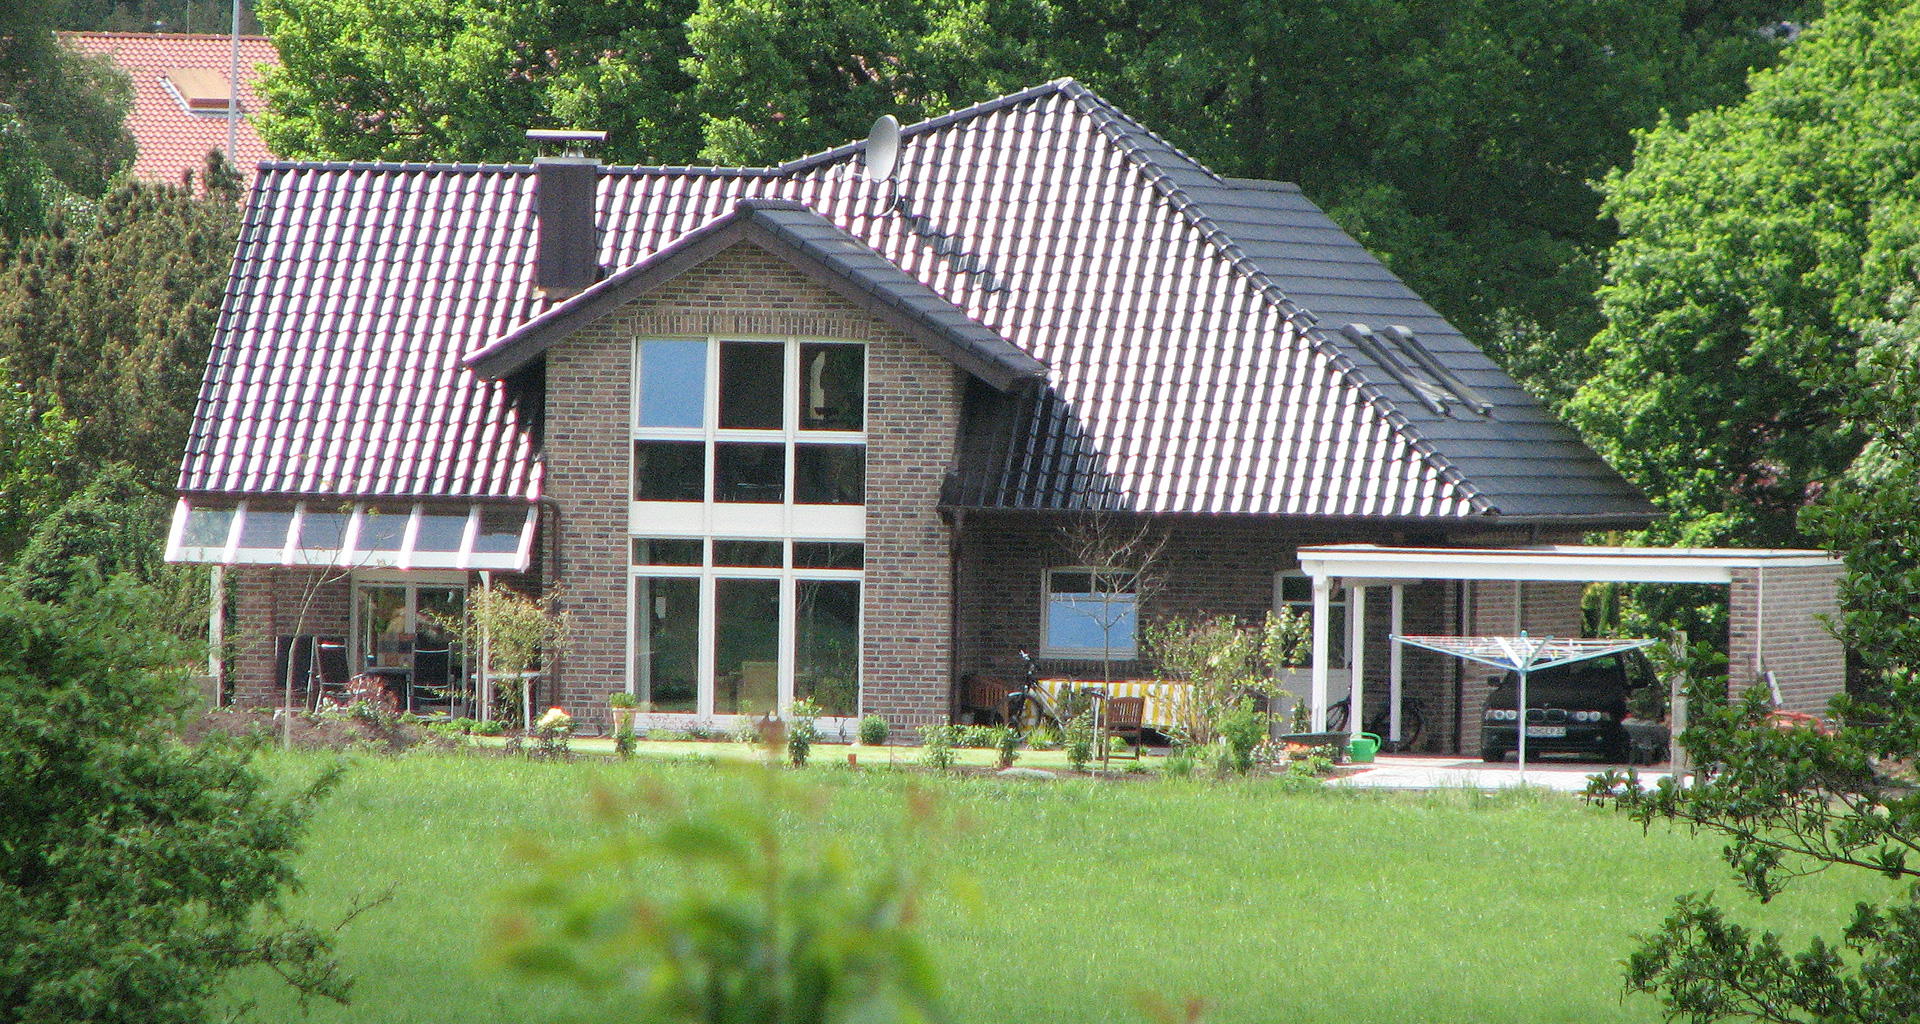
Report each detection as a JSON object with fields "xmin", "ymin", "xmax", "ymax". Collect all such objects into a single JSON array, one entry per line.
[
  {"xmin": 1325, "ymin": 694, "xmax": 1426, "ymax": 752},
  {"xmin": 1002, "ymin": 650, "xmax": 1068, "ymax": 738}
]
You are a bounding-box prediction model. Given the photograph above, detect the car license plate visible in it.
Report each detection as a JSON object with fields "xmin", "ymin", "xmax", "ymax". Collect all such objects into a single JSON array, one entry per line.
[{"xmin": 1526, "ymin": 725, "xmax": 1566, "ymax": 738}]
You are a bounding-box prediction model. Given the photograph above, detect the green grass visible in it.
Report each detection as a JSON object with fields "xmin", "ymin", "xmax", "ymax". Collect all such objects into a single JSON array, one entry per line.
[{"xmin": 234, "ymin": 750, "xmax": 1892, "ymax": 1024}]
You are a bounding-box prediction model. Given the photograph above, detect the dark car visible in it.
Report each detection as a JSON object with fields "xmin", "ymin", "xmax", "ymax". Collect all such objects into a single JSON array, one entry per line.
[{"xmin": 1479, "ymin": 650, "xmax": 1657, "ymax": 763}]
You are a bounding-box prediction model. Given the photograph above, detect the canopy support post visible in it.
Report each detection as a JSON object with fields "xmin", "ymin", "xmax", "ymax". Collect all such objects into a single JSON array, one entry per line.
[
  {"xmin": 1389, "ymin": 583, "xmax": 1404, "ymax": 746},
  {"xmin": 1310, "ymin": 575, "xmax": 1331, "ymax": 733},
  {"xmin": 1349, "ymin": 585, "xmax": 1367, "ymax": 739}
]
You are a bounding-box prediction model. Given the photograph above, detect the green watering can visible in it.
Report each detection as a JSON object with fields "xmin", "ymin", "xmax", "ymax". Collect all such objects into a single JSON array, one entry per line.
[{"xmin": 1348, "ymin": 733, "xmax": 1382, "ymax": 763}]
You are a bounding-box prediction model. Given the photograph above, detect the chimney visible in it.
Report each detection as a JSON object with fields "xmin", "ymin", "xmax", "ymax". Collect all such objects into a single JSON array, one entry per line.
[{"xmin": 527, "ymin": 129, "xmax": 607, "ymax": 300}]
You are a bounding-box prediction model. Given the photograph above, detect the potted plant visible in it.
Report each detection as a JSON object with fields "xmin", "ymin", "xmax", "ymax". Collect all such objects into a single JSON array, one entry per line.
[{"xmin": 609, "ymin": 690, "xmax": 638, "ymax": 736}]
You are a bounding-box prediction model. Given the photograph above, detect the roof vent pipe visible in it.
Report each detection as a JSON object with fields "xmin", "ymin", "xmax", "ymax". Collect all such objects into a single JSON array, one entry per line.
[{"xmin": 528, "ymin": 129, "xmax": 607, "ymax": 301}]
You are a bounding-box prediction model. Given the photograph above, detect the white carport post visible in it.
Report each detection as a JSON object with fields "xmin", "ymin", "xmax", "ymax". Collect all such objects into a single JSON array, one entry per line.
[
  {"xmin": 1348, "ymin": 584, "xmax": 1367, "ymax": 738},
  {"xmin": 1389, "ymin": 583, "xmax": 1404, "ymax": 746},
  {"xmin": 1310, "ymin": 573, "xmax": 1331, "ymax": 732}
]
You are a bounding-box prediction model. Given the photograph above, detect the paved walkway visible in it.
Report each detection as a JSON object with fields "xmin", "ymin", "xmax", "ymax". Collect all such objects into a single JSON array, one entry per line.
[{"xmin": 1331, "ymin": 754, "xmax": 1669, "ymax": 793}]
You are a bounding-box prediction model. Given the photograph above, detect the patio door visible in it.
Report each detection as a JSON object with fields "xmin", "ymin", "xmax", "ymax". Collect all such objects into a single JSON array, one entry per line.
[
  {"xmin": 352, "ymin": 577, "xmax": 467, "ymax": 712},
  {"xmin": 630, "ymin": 555, "xmax": 862, "ymax": 722}
]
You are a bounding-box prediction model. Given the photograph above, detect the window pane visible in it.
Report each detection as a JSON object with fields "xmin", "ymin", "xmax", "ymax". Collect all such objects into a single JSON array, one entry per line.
[
  {"xmin": 634, "ymin": 440, "xmax": 706, "ymax": 501},
  {"xmin": 1049, "ymin": 571, "xmax": 1093, "ymax": 595},
  {"xmin": 358, "ymin": 585, "xmax": 410, "ymax": 670},
  {"xmin": 474, "ymin": 506, "xmax": 528, "ymax": 554},
  {"xmin": 794, "ymin": 444, "xmax": 864, "ymax": 504},
  {"xmin": 793, "ymin": 542, "xmax": 862, "ymax": 569},
  {"xmin": 414, "ymin": 511, "xmax": 468, "ymax": 551},
  {"xmin": 714, "ymin": 442, "xmax": 785, "ymax": 502},
  {"xmin": 1046, "ymin": 594, "xmax": 1137, "ymax": 657},
  {"xmin": 718, "ymin": 341, "xmax": 784, "ymax": 430},
  {"xmin": 298, "ymin": 509, "xmax": 350, "ymax": 550},
  {"xmin": 713, "ymin": 539, "xmax": 782, "ymax": 567},
  {"xmin": 632, "ymin": 538, "xmax": 703, "ymax": 565},
  {"xmin": 715, "ymin": 578, "xmax": 781, "ymax": 716},
  {"xmin": 414, "ymin": 587, "xmax": 466, "ymax": 698},
  {"xmin": 637, "ymin": 340, "xmax": 707, "ymax": 428},
  {"xmin": 360, "ymin": 507, "xmax": 408, "ymax": 551},
  {"xmin": 635, "ymin": 577, "xmax": 699, "ymax": 713},
  {"xmin": 796, "ymin": 580, "xmax": 860, "ymax": 717},
  {"xmin": 182, "ymin": 505, "xmax": 234, "ymax": 547},
  {"xmin": 800, "ymin": 343, "xmax": 863, "ymax": 431},
  {"xmin": 238, "ymin": 505, "xmax": 294, "ymax": 548}
]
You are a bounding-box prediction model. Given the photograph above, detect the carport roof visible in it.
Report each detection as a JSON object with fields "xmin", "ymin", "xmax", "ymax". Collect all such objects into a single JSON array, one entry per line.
[{"xmin": 1296, "ymin": 544, "xmax": 1839, "ymax": 584}]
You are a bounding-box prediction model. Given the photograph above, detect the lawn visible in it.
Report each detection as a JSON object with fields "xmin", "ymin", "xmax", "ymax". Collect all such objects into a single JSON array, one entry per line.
[{"xmin": 233, "ymin": 748, "xmax": 1892, "ymax": 1024}]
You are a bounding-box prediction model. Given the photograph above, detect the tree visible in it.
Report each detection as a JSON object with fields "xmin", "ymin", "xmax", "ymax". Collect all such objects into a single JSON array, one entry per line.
[
  {"xmin": 0, "ymin": 578, "xmax": 350, "ymax": 1023},
  {"xmin": 1800, "ymin": 294, "xmax": 1920, "ymax": 678},
  {"xmin": 253, "ymin": 0, "xmax": 702, "ymax": 165},
  {"xmin": 0, "ymin": 155, "xmax": 241, "ymax": 488},
  {"xmin": 1570, "ymin": 0, "xmax": 1920, "ymax": 552},
  {"xmin": 0, "ymin": 1, "xmax": 135, "ymax": 234},
  {"xmin": 0, "ymin": 371, "xmax": 75, "ymax": 560}
]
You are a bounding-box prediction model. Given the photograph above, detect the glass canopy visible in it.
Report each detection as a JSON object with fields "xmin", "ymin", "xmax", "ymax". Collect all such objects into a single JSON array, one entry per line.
[{"xmin": 166, "ymin": 499, "xmax": 536, "ymax": 571}]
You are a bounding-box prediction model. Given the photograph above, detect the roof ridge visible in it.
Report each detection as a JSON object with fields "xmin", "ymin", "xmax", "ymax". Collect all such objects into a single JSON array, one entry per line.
[
  {"xmin": 769, "ymin": 78, "xmax": 1081, "ymax": 177},
  {"xmin": 60, "ymin": 30, "xmax": 275, "ymax": 41},
  {"xmin": 1057, "ymin": 82, "xmax": 1492, "ymax": 514}
]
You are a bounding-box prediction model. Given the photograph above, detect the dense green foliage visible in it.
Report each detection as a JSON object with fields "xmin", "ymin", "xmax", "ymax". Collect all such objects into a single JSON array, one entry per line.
[
  {"xmin": 1573, "ymin": 0, "xmax": 1920, "ymax": 549},
  {"xmin": 0, "ymin": 581, "xmax": 346, "ymax": 1024},
  {"xmin": 495, "ymin": 769, "xmax": 943, "ymax": 1023},
  {"xmin": 0, "ymin": 1, "xmax": 134, "ymax": 235},
  {"xmin": 252, "ymin": 0, "xmax": 1801, "ymax": 398},
  {"xmin": 0, "ymin": 158, "xmax": 241, "ymax": 491}
]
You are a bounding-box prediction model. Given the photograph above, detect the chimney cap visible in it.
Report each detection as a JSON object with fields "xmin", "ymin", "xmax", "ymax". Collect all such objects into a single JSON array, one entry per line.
[{"xmin": 527, "ymin": 129, "xmax": 608, "ymax": 161}]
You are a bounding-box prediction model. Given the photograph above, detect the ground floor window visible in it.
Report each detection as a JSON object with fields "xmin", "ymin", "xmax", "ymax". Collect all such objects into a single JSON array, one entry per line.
[
  {"xmin": 1041, "ymin": 568, "xmax": 1139, "ymax": 660},
  {"xmin": 632, "ymin": 539, "xmax": 861, "ymax": 719}
]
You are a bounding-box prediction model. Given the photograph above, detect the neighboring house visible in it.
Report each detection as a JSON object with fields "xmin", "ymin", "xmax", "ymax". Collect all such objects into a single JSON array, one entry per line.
[
  {"xmin": 61, "ymin": 32, "xmax": 278, "ymax": 186},
  {"xmin": 166, "ymin": 80, "xmax": 1657, "ymax": 751}
]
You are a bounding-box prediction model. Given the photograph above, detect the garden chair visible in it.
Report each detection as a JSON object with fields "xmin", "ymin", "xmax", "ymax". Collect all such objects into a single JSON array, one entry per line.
[{"xmin": 1103, "ymin": 696, "xmax": 1146, "ymax": 762}]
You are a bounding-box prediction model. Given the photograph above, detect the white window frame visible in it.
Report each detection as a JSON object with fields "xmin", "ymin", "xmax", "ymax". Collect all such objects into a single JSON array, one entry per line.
[
  {"xmin": 628, "ymin": 334, "xmax": 868, "ymax": 729},
  {"xmin": 1039, "ymin": 566, "xmax": 1140, "ymax": 661},
  {"xmin": 164, "ymin": 498, "xmax": 535, "ymax": 571},
  {"xmin": 1276, "ymin": 571, "xmax": 1349, "ymax": 669}
]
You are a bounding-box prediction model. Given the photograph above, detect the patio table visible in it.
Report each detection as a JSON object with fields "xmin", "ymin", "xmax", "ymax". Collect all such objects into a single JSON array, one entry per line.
[{"xmin": 1037, "ymin": 678, "xmax": 1190, "ymax": 732}]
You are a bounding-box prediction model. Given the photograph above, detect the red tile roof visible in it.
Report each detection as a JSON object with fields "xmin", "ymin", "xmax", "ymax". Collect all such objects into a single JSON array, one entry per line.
[{"xmin": 60, "ymin": 32, "xmax": 278, "ymax": 187}]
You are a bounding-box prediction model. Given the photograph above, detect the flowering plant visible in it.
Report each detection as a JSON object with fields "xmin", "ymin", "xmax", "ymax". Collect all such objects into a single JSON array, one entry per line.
[{"xmin": 536, "ymin": 707, "xmax": 573, "ymax": 734}]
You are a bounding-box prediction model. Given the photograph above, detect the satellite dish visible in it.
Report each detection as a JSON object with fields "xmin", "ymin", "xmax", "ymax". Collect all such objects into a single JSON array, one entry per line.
[{"xmin": 864, "ymin": 115, "xmax": 900, "ymax": 181}]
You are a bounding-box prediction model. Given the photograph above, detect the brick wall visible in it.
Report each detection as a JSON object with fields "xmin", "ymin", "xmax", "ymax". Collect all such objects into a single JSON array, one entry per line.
[
  {"xmin": 542, "ymin": 241, "xmax": 961, "ymax": 730},
  {"xmin": 1729, "ymin": 563, "xmax": 1845, "ymax": 717},
  {"xmin": 227, "ymin": 566, "xmax": 351, "ymax": 706}
]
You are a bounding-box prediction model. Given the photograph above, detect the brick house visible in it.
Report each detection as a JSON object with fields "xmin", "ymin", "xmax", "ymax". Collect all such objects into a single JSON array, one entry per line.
[{"xmin": 167, "ymin": 80, "xmax": 1657, "ymax": 750}]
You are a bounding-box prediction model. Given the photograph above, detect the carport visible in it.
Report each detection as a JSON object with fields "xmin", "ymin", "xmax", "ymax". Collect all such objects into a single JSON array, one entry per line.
[{"xmin": 1292, "ymin": 545, "xmax": 1845, "ymax": 745}]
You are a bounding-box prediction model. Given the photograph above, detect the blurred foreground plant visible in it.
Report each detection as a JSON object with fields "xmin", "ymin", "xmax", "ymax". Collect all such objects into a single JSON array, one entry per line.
[{"xmin": 491, "ymin": 769, "xmax": 947, "ymax": 1023}]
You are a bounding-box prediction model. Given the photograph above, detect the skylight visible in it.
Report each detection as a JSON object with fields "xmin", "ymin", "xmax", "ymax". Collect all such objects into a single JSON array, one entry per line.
[
  {"xmin": 160, "ymin": 69, "xmax": 236, "ymax": 114},
  {"xmin": 1339, "ymin": 324, "xmax": 1493, "ymax": 419}
]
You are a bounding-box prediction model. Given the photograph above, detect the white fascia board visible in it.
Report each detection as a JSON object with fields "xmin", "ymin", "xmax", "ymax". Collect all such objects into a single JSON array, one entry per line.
[{"xmin": 1297, "ymin": 544, "xmax": 1838, "ymax": 585}]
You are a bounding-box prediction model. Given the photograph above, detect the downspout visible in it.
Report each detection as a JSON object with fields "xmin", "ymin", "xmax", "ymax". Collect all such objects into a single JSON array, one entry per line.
[{"xmin": 948, "ymin": 507, "xmax": 965, "ymax": 725}]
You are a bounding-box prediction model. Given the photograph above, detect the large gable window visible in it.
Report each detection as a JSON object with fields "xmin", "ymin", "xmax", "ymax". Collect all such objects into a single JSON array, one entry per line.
[
  {"xmin": 1042, "ymin": 568, "xmax": 1138, "ymax": 660},
  {"xmin": 629, "ymin": 335, "xmax": 867, "ymax": 723},
  {"xmin": 632, "ymin": 336, "xmax": 866, "ymax": 510}
]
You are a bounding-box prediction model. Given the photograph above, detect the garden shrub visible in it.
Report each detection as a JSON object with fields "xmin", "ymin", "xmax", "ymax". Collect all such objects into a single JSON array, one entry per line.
[
  {"xmin": 0, "ymin": 579, "xmax": 348, "ymax": 1021},
  {"xmin": 1064, "ymin": 711, "xmax": 1095, "ymax": 771},
  {"xmin": 919, "ymin": 723, "xmax": 956, "ymax": 771},
  {"xmin": 787, "ymin": 698, "xmax": 820, "ymax": 768},
  {"xmin": 992, "ymin": 725, "xmax": 1019, "ymax": 769},
  {"xmin": 858, "ymin": 713, "xmax": 889, "ymax": 746}
]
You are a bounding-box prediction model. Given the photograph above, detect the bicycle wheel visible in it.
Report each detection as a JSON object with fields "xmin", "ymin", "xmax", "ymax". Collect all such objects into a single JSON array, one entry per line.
[
  {"xmin": 1007, "ymin": 691, "xmax": 1062, "ymax": 738},
  {"xmin": 1367, "ymin": 701, "xmax": 1425, "ymax": 752},
  {"xmin": 1325, "ymin": 699, "xmax": 1351, "ymax": 734}
]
